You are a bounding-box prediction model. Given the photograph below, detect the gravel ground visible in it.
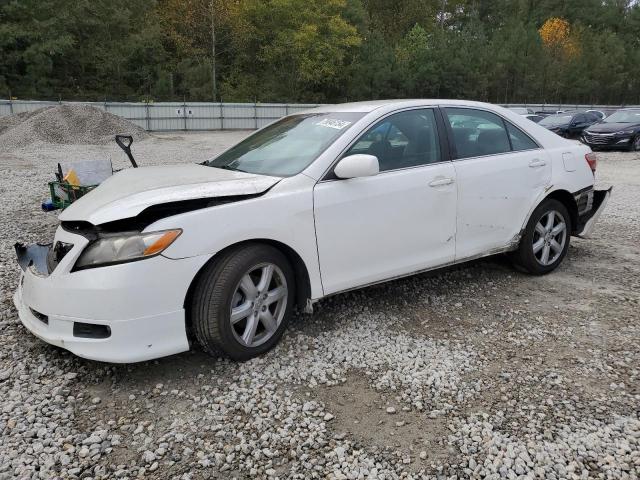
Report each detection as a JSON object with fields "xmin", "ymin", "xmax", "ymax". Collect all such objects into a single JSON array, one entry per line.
[{"xmin": 0, "ymin": 132, "xmax": 639, "ymax": 480}]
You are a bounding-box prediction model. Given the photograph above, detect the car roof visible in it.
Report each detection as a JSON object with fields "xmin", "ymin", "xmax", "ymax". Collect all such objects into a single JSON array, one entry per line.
[
  {"xmin": 547, "ymin": 110, "xmax": 583, "ymax": 116},
  {"xmin": 308, "ymin": 99, "xmax": 504, "ymax": 114},
  {"xmin": 309, "ymin": 100, "xmax": 428, "ymax": 113}
]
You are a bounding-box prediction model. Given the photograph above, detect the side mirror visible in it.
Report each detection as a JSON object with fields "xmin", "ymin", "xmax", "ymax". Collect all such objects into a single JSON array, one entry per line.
[{"xmin": 334, "ymin": 154, "xmax": 379, "ymax": 179}]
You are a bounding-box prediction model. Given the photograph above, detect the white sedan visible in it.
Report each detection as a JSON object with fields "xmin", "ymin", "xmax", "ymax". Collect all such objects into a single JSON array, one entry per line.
[{"xmin": 14, "ymin": 100, "xmax": 611, "ymax": 363}]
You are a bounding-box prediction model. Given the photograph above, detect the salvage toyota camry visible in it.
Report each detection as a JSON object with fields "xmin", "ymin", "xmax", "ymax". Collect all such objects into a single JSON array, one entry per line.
[{"xmin": 14, "ymin": 100, "xmax": 611, "ymax": 363}]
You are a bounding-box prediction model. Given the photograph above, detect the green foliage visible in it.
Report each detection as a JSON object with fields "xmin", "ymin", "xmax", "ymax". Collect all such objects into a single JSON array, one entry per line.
[{"xmin": 1, "ymin": 0, "xmax": 639, "ymax": 103}]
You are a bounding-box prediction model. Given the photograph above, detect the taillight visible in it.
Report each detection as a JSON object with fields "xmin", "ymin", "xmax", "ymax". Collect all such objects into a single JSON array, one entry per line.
[{"xmin": 585, "ymin": 152, "xmax": 597, "ymax": 174}]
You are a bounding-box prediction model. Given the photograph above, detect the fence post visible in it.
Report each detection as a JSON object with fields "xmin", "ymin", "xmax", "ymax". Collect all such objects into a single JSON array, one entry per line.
[
  {"xmin": 254, "ymin": 102, "xmax": 258, "ymax": 129},
  {"xmin": 145, "ymin": 102, "xmax": 151, "ymax": 131},
  {"xmin": 9, "ymin": 97, "xmax": 13, "ymax": 114},
  {"xmin": 220, "ymin": 103, "xmax": 224, "ymax": 130},
  {"xmin": 183, "ymin": 99, "xmax": 188, "ymax": 131}
]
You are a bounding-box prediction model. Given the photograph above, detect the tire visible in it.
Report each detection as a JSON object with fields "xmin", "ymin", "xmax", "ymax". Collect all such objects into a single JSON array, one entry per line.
[
  {"xmin": 191, "ymin": 244, "xmax": 295, "ymax": 360},
  {"xmin": 511, "ymin": 199, "xmax": 571, "ymax": 275},
  {"xmin": 628, "ymin": 135, "xmax": 640, "ymax": 152}
]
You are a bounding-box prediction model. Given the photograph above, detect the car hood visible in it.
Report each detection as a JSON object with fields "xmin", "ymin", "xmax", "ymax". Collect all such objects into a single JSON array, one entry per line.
[
  {"xmin": 586, "ymin": 122, "xmax": 640, "ymax": 133},
  {"xmin": 59, "ymin": 164, "xmax": 281, "ymax": 225},
  {"xmin": 541, "ymin": 123, "xmax": 568, "ymax": 130}
]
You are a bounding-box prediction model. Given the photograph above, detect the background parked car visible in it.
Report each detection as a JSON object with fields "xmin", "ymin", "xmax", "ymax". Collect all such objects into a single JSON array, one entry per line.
[
  {"xmin": 582, "ymin": 108, "xmax": 640, "ymax": 151},
  {"xmin": 586, "ymin": 109, "xmax": 607, "ymax": 120},
  {"xmin": 538, "ymin": 111, "xmax": 600, "ymax": 138},
  {"xmin": 524, "ymin": 114, "xmax": 545, "ymax": 123}
]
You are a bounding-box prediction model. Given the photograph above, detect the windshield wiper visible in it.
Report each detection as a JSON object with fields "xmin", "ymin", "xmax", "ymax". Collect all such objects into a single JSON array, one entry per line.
[{"xmin": 215, "ymin": 164, "xmax": 249, "ymax": 173}]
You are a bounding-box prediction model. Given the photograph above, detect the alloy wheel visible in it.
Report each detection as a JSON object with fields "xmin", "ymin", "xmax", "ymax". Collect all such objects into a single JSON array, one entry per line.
[
  {"xmin": 532, "ymin": 210, "xmax": 567, "ymax": 266},
  {"xmin": 229, "ymin": 263, "xmax": 288, "ymax": 348},
  {"xmin": 633, "ymin": 136, "xmax": 640, "ymax": 151}
]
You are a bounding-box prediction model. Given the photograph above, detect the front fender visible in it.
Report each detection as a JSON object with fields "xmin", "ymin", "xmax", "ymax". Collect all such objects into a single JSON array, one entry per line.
[{"xmin": 145, "ymin": 175, "xmax": 323, "ymax": 299}]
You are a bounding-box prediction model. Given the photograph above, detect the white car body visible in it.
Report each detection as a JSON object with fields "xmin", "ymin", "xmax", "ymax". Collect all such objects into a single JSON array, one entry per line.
[{"xmin": 14, "ymin": 100, "xmax": 610, "ymax": 362}]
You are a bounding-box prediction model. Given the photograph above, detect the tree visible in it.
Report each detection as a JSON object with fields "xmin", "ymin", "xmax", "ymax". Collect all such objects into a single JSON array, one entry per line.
[
  {"xmin": 1, "ymin": 0, "xmax": 639, "ymax": 104},
  {"xmin": 220, "ymin": 0, "xmax": 361, "ymax": 102}
]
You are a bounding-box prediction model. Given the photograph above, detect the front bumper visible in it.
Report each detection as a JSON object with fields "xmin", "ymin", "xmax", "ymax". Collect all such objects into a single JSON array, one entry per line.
[{"xmin": 13, "ymin": 226, "xmax": 211, "ymax": 363}]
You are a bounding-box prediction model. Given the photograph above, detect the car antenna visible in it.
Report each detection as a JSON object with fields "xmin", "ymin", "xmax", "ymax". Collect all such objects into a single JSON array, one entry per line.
[{"xmin": 115, "ymin": 135, "xmax": 139, "ymax": 168}]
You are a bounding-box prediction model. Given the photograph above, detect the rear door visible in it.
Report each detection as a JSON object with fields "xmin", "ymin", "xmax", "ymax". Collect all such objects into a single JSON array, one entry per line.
[{"xmin": 443, "ymin": 107, "xmax": 552, "ymax": 260}]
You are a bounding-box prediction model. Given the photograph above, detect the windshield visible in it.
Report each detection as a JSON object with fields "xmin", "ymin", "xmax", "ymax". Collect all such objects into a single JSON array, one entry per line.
[
  {"xmin": 603, "ymin": 110, "xmax": 640, "ymax": 123},
  {"xmin": 539, "ymin": 114, "xmax": 573, "ymax": 127},
  {"xmin": 206, "ymin": 112, "xmax": 364, "ymax": 176}
]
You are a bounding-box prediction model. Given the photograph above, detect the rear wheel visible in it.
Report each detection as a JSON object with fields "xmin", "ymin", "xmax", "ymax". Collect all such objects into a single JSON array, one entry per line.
[
  {"xmin": 512, "ymin": 199, "xmax": 571, "ymax": 275},
  {"xmin": 191, "ymin": 244, "xmax": 295, "ymax": 360}
]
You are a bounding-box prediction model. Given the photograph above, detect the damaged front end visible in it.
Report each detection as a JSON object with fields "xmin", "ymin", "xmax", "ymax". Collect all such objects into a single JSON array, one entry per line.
[
  {"xmin": 16, "ymin": 190, "xmax": 267, "ymax": 277},
  {"xmin": 15, "ymin": 243, "xmax": 51, "ymax": 275},
  {"xmin": 15, "ymin": 241, "xmax": 74, "ymax": 276}
]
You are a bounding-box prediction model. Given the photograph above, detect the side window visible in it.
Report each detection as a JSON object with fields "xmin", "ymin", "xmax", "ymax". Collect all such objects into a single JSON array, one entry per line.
[
  {"xmin": 505, "ymin": 122, "xmax": 538, "ymax": 151},
  {"xmin": 574, "ymin": 114, "xmax": 586, "ymax": 124},
  {"xmin": 444, "ymin": 108, "xmax": 510, "ymax": 159},
  {"xmin": 343, "ymin": 109, "xmax": 441, "ymax": 172},
  {"xmin": 348, "ymin": 123, "xmax": 390, "ymax": 154},
  {"xmin": 387, "ymin": 125, "xmax": 409, "ymax": 149}
]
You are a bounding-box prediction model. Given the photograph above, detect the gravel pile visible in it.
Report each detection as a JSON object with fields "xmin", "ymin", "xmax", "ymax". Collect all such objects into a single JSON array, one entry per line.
[
  {"xmin": 0, "ymin": 134, "xmax": 638, "ymax": 479},
  {"xmin": 0, "ymin": 105, "xmax": 148, "ymax": 151}
]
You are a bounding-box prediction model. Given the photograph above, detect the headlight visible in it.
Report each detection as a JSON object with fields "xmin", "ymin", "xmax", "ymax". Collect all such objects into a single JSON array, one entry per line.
[
  {"xmin": 615, "ymin": 129, "xmax": 635, "ymax": 135},
  {"xmin": 75, "ymin": 229, "xmax": 181, "ymax": 269}
]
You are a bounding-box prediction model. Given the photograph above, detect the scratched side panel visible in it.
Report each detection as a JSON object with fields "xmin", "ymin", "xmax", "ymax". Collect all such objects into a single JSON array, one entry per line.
[{"xmin": 453, "ymin": 148, "xmax": 552, "ymax": 261}]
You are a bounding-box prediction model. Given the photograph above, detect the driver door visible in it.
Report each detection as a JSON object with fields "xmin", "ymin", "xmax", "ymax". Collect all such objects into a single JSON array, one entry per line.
[
  {"xmin": 313, "ymin": 108, "xmax": 457, "ymax": 295},
  {"xmin": 568, "ymin": 113, "xmax": 588, "ymax": 138}
]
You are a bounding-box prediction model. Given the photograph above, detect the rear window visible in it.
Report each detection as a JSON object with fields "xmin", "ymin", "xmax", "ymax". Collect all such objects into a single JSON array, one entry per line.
[
  {"xmin": 445, "ymin": 108, "xmax": 511, "ymax": 158},
  {"xmin": 445, "ymin": 107, "xmax": 539, "ymax": 158},
  {"xmin": 539, "ymin": 115, "xmax": 573, "ymax": 127}
]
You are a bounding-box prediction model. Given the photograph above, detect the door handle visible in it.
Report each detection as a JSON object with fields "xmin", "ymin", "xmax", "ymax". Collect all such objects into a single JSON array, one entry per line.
[
  {"xmin": 529, "ymin": 159, "xmax": 546, "ymax": 168},
  {"xmin": 428, "ymin": 177, "xmax": 454, "ymax": 187}
]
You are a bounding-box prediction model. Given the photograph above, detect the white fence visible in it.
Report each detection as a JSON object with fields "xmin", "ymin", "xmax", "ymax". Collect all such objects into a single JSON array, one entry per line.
[
  {"xmin": 0, "ymin": 100, "xmax": 323, "ymax": 131},
  {"xmin": 0, "ymin": 99, "xmax": 636, "ymax": 131}
]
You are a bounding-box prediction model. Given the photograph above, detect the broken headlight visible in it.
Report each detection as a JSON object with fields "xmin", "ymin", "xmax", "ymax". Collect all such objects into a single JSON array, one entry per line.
[{"xmin": 74, "ymin": 229, "xmax": 181, "ymax": 270}]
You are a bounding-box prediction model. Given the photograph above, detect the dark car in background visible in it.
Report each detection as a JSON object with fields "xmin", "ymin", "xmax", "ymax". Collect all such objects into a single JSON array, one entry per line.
[
  {"xmin": 586, "ymin": 110, "xmax": 607, "ymax": 121},
  {"xmin": 524, "ymin": 114, "xmax": 545, "ymax": 123},
  {"xmin": 582, "ymin": 108, "xmax": 640, "ymax": 151},
  {"xmin": 538, "ymin": 111, "xmax": 600, "ymax": 139}
]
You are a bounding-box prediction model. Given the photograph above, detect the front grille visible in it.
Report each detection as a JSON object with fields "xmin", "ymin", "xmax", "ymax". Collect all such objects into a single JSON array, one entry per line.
[{"xmin": 583, "ymin": 132, "xmax": 616, "ymax": 145}]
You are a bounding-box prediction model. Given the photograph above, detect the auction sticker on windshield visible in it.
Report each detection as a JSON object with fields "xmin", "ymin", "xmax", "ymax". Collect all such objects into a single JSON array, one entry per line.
[{"xmin": 316, "ymin": 118, "xmax": 352, "ymax": 130}]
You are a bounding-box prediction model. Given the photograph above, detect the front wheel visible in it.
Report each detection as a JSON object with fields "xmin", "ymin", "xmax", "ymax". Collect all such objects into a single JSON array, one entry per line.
[
  {"xmin": 629, "ymin": 135, "xmax": 640, "ymax": 152},
  {"xmin": 511, "ymin": 199, "xmax": 571, "ymax": 275},
  {"xmin": 191, "ymin": 244, "xmax": 295, "ymax": 360}
]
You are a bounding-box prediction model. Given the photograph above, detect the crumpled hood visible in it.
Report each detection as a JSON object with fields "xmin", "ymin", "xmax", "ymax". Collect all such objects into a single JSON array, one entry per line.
[{"xmin": 59, "ymin": 164, "xmax": 280, "ymax": 225}]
